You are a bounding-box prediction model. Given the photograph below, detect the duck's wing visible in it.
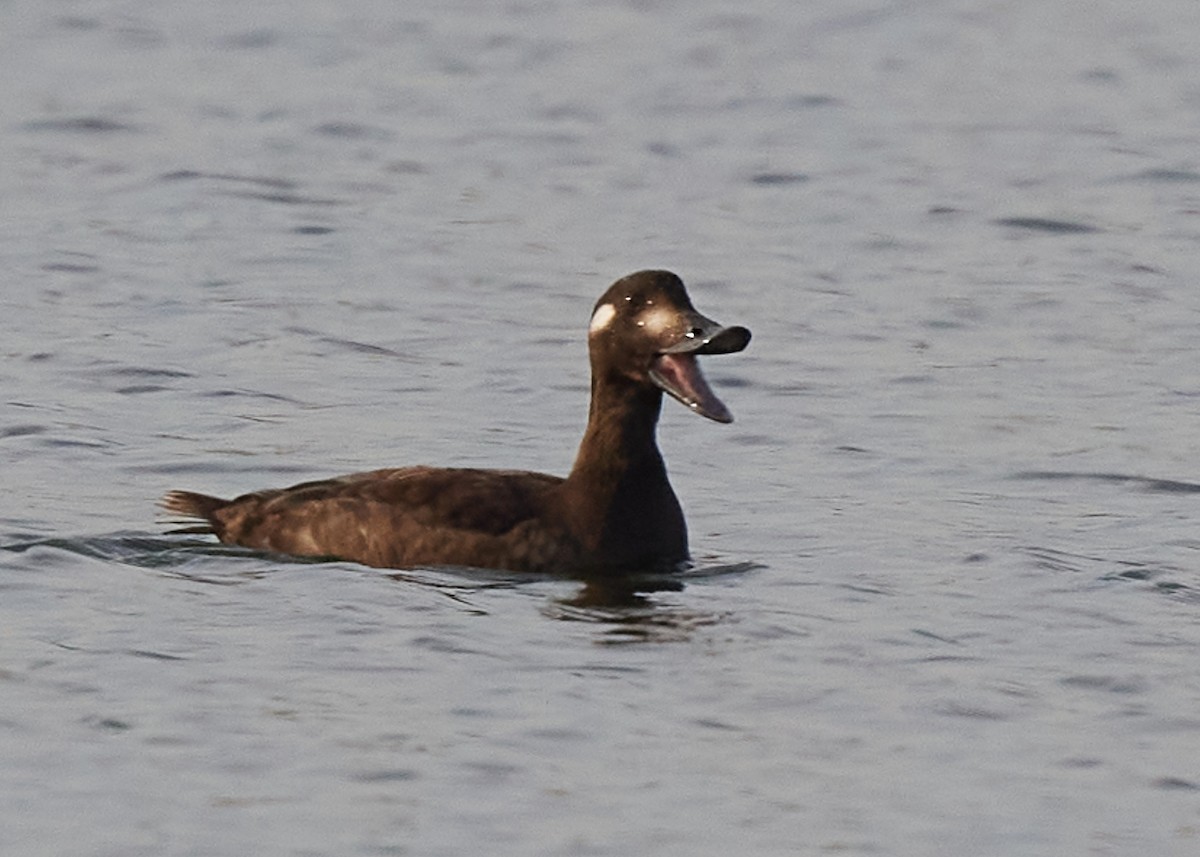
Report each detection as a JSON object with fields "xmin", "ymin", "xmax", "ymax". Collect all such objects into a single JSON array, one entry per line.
[{"xmin": 161, "ymin": 466, "xmax": 566, "ymax": 569}]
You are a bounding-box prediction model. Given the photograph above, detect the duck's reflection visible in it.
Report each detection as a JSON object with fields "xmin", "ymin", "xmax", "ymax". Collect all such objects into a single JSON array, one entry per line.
[
  {"xmin": 564, "ymin": 574, "xmax": 684, "ymax": 608},
  {"xmin": 382, "ymin": 560, "xmax": 759, "ymax": 643},
  {"xmin": 542, "ymin": 568, "xmax": 744, "ymax": 643}
]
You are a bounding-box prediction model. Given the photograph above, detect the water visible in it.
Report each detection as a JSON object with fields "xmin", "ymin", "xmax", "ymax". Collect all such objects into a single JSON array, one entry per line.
[{"xmin": 4, "ymin": 1, "xmax": 1200, "ymax": 854}]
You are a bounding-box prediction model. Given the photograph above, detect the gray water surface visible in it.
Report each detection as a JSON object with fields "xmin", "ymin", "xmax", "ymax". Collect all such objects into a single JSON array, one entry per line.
[{"xmin": 4, "ymin": 1, "xmax": 1200, "ymax": 855}]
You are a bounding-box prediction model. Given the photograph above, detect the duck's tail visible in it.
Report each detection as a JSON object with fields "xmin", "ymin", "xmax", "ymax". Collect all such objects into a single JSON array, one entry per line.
[{"xmin": 159, "ymin": 490, "xmax": 227, "ymax": 534}]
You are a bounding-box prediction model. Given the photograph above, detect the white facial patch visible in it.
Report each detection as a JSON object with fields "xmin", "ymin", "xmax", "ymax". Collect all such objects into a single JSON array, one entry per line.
[
  {"xmin": 637, "ymin": 305, "xmax": 675, "ymax": 334},
  {"xmin": 589, "ymin": 302, "xmax": 617, "ymax": 334}
]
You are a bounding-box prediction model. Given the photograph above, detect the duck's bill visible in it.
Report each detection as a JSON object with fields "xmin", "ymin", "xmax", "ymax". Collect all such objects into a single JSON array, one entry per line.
[
  {"xmin": 651, "ymin": 314, "xmax": 750, "ymax": 422},
  {"xmin": 649, "ymin": 353, "xmax": 734, "ymax": 422},
  {"xmin": 660, "ymin": 318, "xmax": 751, "ymax": 356}
]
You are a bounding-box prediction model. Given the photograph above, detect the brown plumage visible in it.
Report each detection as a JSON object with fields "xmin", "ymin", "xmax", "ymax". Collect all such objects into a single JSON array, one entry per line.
[{"xmin": 161, "ymin": 270, "xmax": 750, "ymax": 574}]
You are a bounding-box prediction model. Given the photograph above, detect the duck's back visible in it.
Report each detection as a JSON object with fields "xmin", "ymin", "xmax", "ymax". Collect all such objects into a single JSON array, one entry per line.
[{"xmin": 164, "ymin": 466, "xmax": 575, "ymax": 571}]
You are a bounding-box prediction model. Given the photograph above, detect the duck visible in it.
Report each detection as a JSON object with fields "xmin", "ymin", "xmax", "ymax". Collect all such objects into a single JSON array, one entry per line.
[{"xmin": 161, "ymin": 270, "xmax": 750, "ymax": 575}]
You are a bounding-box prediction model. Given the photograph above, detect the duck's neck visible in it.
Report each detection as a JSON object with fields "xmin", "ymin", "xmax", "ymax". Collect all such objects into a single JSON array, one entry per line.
[{"xmin": 562, "ymin": 374, "xmax": 686, "ymax": 566}]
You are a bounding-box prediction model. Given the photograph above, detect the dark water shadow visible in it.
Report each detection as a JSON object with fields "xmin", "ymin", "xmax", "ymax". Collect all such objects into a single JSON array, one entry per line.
[
  {"xmin": 1018, "ymin": 545, "xmax": 1199, "ymax": 603},
  {"xmin": 992, "ymin": 217, "xmax": 1101, "ymax": 235},
  {"xmin": 1013, "ymin": 470, "xmax": 1200, "ymax": 494}
]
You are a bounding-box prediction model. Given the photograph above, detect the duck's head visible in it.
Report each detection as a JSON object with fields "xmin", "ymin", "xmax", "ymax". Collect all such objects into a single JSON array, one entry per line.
[{"xmin": 587, "ymin": 270, "xmax": 751, "ymax": 423}]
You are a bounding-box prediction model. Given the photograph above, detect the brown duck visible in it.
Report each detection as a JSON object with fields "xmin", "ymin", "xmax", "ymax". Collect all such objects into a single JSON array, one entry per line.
[{"xmin": 161, "ymin": 270, "xmax": 750, "ymax": 574}]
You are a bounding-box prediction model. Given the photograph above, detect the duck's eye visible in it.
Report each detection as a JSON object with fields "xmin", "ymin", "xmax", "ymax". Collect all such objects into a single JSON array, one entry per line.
[{"xmin": 687, "ymin": 327, "xmax": 702, "ymax": 339}]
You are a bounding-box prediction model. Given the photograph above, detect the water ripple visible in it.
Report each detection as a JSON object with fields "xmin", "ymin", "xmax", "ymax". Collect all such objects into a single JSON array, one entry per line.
[{"xmin": 993, "ymin": 216, "xmax": 1101, "ymax": 234}]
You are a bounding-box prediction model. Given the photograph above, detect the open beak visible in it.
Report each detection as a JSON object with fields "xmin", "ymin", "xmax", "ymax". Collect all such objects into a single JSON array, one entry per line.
[{"xmin": 648, "ymin": 313, "xmax": 751, "ymax": 423}]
